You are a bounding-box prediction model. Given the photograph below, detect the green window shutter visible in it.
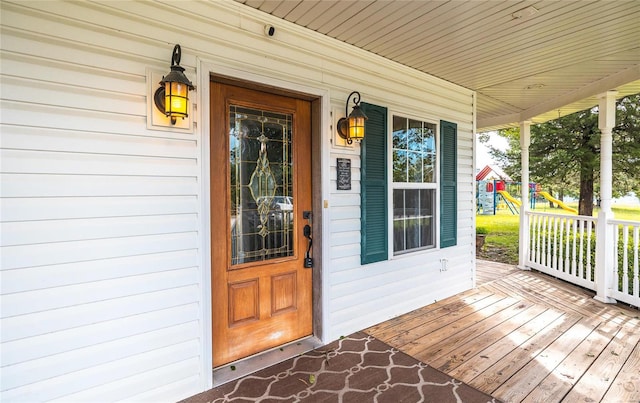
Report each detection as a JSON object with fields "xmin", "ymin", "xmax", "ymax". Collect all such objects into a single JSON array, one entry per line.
[
  {"xmin": 360, "ymin": 102, "xmax": 388, "ymax": 264},
  {"xmin": 440, "ymin": 120, "xmax": 457, "ymax": 248}
]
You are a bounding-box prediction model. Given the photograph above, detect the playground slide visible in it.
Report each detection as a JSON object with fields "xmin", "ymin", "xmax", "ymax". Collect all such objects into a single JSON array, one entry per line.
[
  {"xmin": 497, "ymin": 190, "xmax": 521, "ymax": 207},
  {"xmin": 538, "ymin": 191, "xmax": 578, "ymax": 214}
]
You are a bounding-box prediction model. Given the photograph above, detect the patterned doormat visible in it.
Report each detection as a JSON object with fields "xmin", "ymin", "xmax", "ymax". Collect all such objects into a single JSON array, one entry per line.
[{"xmin": 182, "ymin": 332, "xmax": 500, "ymax": 403}]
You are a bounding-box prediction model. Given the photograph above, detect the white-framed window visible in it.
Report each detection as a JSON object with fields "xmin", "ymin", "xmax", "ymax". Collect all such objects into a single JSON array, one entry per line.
[{"xmin": 391, "ymin": 115, "xmax": 437, "ymax": 255}]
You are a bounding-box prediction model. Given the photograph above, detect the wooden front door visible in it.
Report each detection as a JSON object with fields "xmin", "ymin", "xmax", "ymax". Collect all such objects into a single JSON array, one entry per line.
[{"xmin": 210, "ymin": 82, "xmax": 313, "ymax": 367}]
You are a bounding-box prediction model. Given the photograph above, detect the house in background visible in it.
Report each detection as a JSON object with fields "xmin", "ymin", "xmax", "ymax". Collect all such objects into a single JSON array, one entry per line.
[{"xmin": 1, "ymin": 1, "xmax": 638, "ymax": 401}]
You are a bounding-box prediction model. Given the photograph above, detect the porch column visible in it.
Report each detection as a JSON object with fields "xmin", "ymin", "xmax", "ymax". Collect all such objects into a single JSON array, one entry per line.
[
  {"xmin": 594, "ymin": 90, "xmax": 617, "ymax": 303},
  {"xmin": 518, "ymin": 120, "xmax": 531, "ymax": 270}
]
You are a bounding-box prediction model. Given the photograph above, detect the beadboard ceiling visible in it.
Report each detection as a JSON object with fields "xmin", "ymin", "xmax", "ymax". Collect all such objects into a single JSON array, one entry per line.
[{"xmin": 234, "ymin": 0, "xmax": 640, "ymax": 131}]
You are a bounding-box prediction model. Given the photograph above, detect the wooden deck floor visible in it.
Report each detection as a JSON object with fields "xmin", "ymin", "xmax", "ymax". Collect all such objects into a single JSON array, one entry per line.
[{"xmin": 365, "ymin": 260, "xmax": 640, "ymax": 403}]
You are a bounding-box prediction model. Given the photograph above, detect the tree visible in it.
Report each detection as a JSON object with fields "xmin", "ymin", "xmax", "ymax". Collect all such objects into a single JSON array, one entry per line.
[
  {"xmin": 481, "ymin": 94, "xmax": 640, "ymax": 216},
  {"xmin": 612, "ymin": 94, "xmax": 640, "ymax": 195}
]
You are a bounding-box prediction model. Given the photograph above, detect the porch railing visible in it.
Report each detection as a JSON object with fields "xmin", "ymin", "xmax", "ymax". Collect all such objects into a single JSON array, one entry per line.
[
  {"xmin": 525, "ymin": 211, "xmax": 640, "ymax": 308},
  {"xmin": 526, "ymin": 212, "xmax": 597, "ymax": 291},
  {"xmin": 610, "ymin": 219, "xmax": 640, "ymax": 307}
]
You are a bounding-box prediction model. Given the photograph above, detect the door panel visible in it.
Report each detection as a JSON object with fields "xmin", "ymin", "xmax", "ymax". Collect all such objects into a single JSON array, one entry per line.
[{"xmin": 211, "ymin": 82, "xmax": 312, "ymax": 367}]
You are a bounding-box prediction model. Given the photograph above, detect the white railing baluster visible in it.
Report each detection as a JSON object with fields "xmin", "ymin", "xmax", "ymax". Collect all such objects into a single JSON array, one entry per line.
[
  {"xmin": 555, "ymin": 216, "xmax": 560, "ymax": 271},
  {"xmin": 633, "ymin": 226, "xmax": 639, "ymax": 299},
  {"xmin": 563, "ymin": 218, "xmax": 570, "ymax": 273},
  {"xmin": 543, "ymin": 215, "xmax": 549, "ymax": 266},
  {"xmin": 579, "ymin": 219, "xmax": 585, "ymax": 280},
  {"xmin": 558, "ymin": 217, "xmax": 564, "ymax": 272},
  {"xmin": 529, "ymin": 214, "xmax": 536, "ymax": 262},
  {"xmin": 622, "ymin": 225, "xmax": 629, "ymax": 296},
  {"xmin": 552, "ymin": 216, "xmax": 558, "ymax": 271},
  {"xmin": 606, "ymin": 219, "xmax": 640, "ymax": 308},
  {"xmin": 536, "ymin": 214, "xmax": 542, "ymax": 263},
  {"xmin": 550, "ymin": 215, "xmax": 555, "ymax": 268},
  {"xmin": 571, "ymin": 218, "xmax": 577, "ymax": 276},
  {"xmin": 586, "ymin": 223, "xmax": 593, "ymax": 282},
  {"xmin": 533, "ymin": 214, "xmax": 539, "ymax": 263},
  {"xmin": 614, "ymin": 224, "xmax": 620, "ymax": 292}
]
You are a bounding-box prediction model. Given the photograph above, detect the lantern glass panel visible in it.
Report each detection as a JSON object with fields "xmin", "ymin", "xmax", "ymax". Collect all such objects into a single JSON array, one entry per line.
[
  {"xmin": 349, "ymin": 115, "xmax": 365, "ymax": 140},
  {"xmin": 165, "ymin": 82, "xmax": 189, "ymax": 117}
]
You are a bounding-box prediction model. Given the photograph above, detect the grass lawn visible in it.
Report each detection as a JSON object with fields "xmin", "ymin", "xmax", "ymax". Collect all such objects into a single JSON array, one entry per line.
[{"xmin": 476, "ymin": 203, "xmax": 640, "ymax": 265}]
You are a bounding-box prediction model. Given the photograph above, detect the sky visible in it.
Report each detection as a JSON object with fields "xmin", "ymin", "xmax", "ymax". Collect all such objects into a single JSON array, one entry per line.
[{"xmin": 476, "ymin": 131, "xmax": 508, "ymax": 170}]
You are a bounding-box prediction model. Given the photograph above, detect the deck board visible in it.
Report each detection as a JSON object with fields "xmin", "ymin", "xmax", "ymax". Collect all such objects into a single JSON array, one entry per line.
[
  {"xmin": 365, "ymin": 260, "xmax": 640, "ymax": 402},
  {"xmin": 562, "ymin": 321, "xmax": 640, "ymax": 403},
  {"xmin": 371, "ymin": 290, "xmax": 494, "ymax": 343},
  {"xmin": 600, "ymin": 338, "xmax": 640, "ymax": 403},
  {"xmin": 491, "ymin": 316, "xmax": 600, "ymax": 402},
  {"xmin": 521, "ymin": 320, "xmax": 621, "ymax": 403},
  {"xmin": 447, "ymin": 308, "xmax": 568, "ymax": 382},
  {"xmin": 410, "ymin": 298, "xmax": 529, "ymax": 363},
  {"xmin": 385, "ymin": 293, "xmax": 504, "ymax": 348},
  {"xmin": 402, "ymin": 298, "xmax": 516, "ymax": 356},
  {"xmin": 431, "ymin": 304, "xmax": 548, "ymax": 373},
  {"xmin": 467, "ymin": 314, "xmax": 583, "ymax": 396}
]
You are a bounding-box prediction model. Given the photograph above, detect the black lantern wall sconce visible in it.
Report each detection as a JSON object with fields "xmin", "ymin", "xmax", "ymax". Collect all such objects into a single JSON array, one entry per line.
[
  {"xmin": 153, "ymin": 44, "xmax": 194, "ymax": 125},
  {"xmin": 337, "ymin": 91, "xmax": 367, "ymax": 144}
]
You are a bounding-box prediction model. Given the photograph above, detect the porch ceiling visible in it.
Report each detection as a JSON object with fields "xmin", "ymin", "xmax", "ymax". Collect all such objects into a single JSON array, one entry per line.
[{"xmin": 234, "ymin": 0, "xmax": 640, "ymax": 131}]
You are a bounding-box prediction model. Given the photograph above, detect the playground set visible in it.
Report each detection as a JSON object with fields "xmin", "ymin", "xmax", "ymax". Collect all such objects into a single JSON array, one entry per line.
[{"xmin": 476, "ymin": 165, "xmax": 578, "ymax": 215}]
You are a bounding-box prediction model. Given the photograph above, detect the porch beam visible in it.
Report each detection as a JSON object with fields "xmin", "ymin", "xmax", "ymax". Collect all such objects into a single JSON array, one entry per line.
[
  {"xmin": 477, "ymin": 113, "xmax": 522, "ymax": 132},
  {"xmin": 594, "ymin": 90, "xmax": 617, "ymax": 304},
  {"xmin": 521, "ymin": 67, "xmax": 640, "ymax": 123},
  {"xmin": 477, "ymin": 67, "xmax": 640, "ymax": 131},
  {"xmin": 518, "ymin": 120, "xmax": 531, "ymax": 270}
]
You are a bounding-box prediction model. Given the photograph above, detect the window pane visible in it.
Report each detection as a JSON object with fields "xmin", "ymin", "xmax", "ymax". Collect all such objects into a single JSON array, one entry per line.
[
  {"xmin": 405, "ymin": 218, "xmax": 421, "ymax": 250},
  {"xmin": 393, "ymin": 189, "xmax": 407, "ymax": 252},
  {"xmin": 393, "ymin": 189, "xmax": 404, "ymax": 218},
  {"xmin": 392, "ymin": 116, "xmax": 407, "ymax": 149},
  {"xmin": 423, "ymin": 123, "xmax": 436, "ymax": 183},
  {"xmin": 393, "ymin": 150, "xmax": 407, "ymax": 182},
  {"xmin": 408, "ymin": 151, "xmax": 422, "ymax": 182},
  {"xmin": 408, "ymin": 119, "xmax": 422, "ymax": 151},
  {"xmin": 420, "ymin": 217, "xmax": 434, "ymax": 247},
  {"xmin": 404, "ymin": 189, "xmax": 419, "ymax": 217},
  {"xmin": 393, "ymin": 188, "xmax": 435, "ymax": 254},
  {"xmin": 422, "ymin": 123, "xmax": 436, "ymax": 153},
  {"xmin": 393, "ymin": 219, "xmax": 404, "ymax": 253},
  {"xmin": 423, "ymin": 153, "xmax": 435, "ymax": 183},
  {"xmin": 420, "ymin": 189, "xmax": 434, "ymax": 216}
]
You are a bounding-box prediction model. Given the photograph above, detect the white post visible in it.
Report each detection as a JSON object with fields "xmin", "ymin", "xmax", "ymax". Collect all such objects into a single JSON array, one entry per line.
[
  {"xmin": 518, "ymin": 121, "xmax": 531, "ymax": 270},
  {"xmin": 594, "ymin": 90, "xmax": 617, "ymax": 303}
]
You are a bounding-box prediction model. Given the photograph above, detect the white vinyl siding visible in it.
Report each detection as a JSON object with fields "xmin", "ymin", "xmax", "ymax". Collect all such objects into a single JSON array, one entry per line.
[
  {"xmin": 1, "ymin": 0, "xmax": 475, "ymax": 401},
  {"xmin": 1, "ymin": 2, "xmax": 202, "ymax": 401}
]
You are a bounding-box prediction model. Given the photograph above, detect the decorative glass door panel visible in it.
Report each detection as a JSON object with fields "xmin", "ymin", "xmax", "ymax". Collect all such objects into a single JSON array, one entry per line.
[{"xmin": 230, "ymin": 106, "xmax": 294, "ymax": 266}]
